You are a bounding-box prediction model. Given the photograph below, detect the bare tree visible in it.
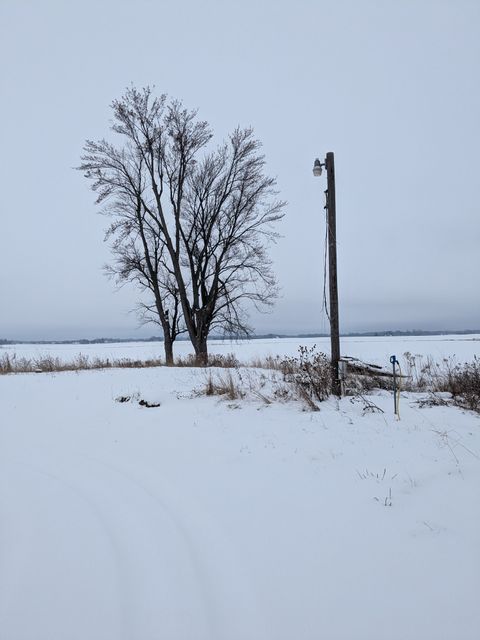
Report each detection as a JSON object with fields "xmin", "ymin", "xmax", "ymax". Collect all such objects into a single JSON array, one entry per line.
[
  {"xmin": 179, "ymin": 126, "xmax": 285, "ymax": 362},
  {"xmin": 79, "ymin": 135, "xmax": 183, "ymax": 364},
  {"xmin": 79, "ymin": 87, "xmax": 285, "ymax": 364}
]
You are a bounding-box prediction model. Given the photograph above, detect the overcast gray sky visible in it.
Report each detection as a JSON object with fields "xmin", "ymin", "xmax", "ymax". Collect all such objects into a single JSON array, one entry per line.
[{"xmin": 1, "ymin": 0, "xmax": 479, "ymax": 340}]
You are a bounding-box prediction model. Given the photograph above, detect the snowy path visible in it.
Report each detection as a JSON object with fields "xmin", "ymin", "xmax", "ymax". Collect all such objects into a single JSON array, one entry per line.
[{"xmin": 1, "ymin": 367, "xmax": 480, "ymax": 639}]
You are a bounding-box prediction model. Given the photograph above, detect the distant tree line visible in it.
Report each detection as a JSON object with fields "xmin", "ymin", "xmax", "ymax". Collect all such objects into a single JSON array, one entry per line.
[
  {"xmin": 79, "ymin": 87, "xmax": 285, "ymax": 364},
  {"xmin": 2, "ymin": 329, "xmax": 479, "ymax": 347}
]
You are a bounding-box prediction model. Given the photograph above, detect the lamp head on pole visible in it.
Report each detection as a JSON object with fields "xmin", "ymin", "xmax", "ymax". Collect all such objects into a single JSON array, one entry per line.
[{"xmin": 312, "ymin": 158, "xmax": 323, "ymax": 177}]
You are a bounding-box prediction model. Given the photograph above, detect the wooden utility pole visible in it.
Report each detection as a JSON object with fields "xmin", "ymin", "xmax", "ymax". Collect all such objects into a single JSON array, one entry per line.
[{"xmin": 325, "ymin": 152, "xmax": 341, "ymax": 396}]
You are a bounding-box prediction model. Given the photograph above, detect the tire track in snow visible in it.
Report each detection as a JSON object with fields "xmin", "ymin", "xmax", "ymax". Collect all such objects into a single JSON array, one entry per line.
[
  {"xmin": 80, "ymin": 454, "xmax": 269, "ymax": 640},
  {"xmin": 2, "ymin": 454, "xmax": 216, "ymax": 639},
  {"xmin": 0, "ymin": 458, "xmax": 128, "ymax": 640},
  {"xmin": 71, "ymin": 453, "xmax": 217, "ymax": 640},
  {"xmin": 2, "ymin": 451, "xmax": 268, "ymax": 639}
]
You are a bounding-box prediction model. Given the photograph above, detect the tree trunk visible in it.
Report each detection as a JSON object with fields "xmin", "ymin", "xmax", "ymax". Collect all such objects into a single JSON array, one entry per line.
[
  {"xmin": 194, "ymin": 337, "xmax": 208, "ymax": 367},
  {"xmin": 163, "ymin": 335, "xmax": 174, "ymax": 366}
]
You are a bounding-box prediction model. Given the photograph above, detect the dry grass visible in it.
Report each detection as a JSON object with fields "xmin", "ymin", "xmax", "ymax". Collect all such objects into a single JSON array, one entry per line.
[
  {"xmin": 0, "ymin": 352, "xmax": 164, "ymax": 375},
  {"xmin": 197, "ymin": 347, "xmax": 331, "ymax": 411},
  {"xmin": 0, "ymin": 350, "xmax": 240, "ymax": 375},
  {"xmin": 248, "ymin": 354, "xmax": 284, "ymax": 370},
  {"xmin": 203, "ymin": 370, "xmax": 246, "ymax": 400},
  {"xmin": 0, "ymin": 349, "xmax": 269, "ymax": 376},
  {"xmin": 174, "ymin": 352, "xmax": 240, "ymax": 369}
]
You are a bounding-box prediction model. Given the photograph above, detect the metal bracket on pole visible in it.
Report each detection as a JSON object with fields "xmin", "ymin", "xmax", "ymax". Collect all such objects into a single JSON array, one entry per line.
[{"xmin": 390, "ymin": 355, "xmax": 399, "ymax": 417}]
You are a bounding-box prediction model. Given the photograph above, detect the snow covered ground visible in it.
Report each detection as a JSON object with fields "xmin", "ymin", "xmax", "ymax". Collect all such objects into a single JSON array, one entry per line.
[{"xmin": 1, "ymin": 336, "xmax": 480, "ymax": 639}]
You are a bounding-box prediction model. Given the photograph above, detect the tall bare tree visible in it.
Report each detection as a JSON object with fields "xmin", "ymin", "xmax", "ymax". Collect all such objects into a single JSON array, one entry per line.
[
  {"xmin": 79, "ymin": 136, "xmax": 183, "ymax": 364},
  {"xmin": 179, "ymin": 126, "xmax": 285, "ymax": 361},
  {"xmin": 79, "ymin": 87, "xmax": 285, "ymax": 364}
]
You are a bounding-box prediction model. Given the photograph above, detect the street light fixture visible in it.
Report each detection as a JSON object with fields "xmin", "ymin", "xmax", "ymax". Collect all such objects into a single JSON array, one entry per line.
[
  {"xmin": 312, "ymin": 158, "xmax": 323, "ymax": 177},
  {"xmin": 313, "ymin": 152, "xmax": 341, "ymax": 397}
]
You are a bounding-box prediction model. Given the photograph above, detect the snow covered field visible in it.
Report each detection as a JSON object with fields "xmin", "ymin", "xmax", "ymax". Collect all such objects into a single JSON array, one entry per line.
[
  {"xmin": 1, "ymin": 336, "xmax": 480, "ymax": 639},
  {"xmin": 3, "ymin": 333, "xmax": 480, "ymax": 366}
]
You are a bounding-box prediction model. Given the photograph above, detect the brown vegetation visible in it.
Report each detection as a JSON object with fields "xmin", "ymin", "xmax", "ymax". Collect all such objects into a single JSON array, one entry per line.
[{"xmin": 0, "ymin": 353, "xmax": 163, "ymax": 375}]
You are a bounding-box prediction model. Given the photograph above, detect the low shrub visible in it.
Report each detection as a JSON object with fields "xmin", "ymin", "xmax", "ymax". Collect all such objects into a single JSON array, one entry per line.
[
  {"xmin": 438, "ymin": 356, "xmax": 480, "ymax": 413},
  {"xmin": 280, "ymin": 345, "xmax": 331, "ymax": 405}
]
